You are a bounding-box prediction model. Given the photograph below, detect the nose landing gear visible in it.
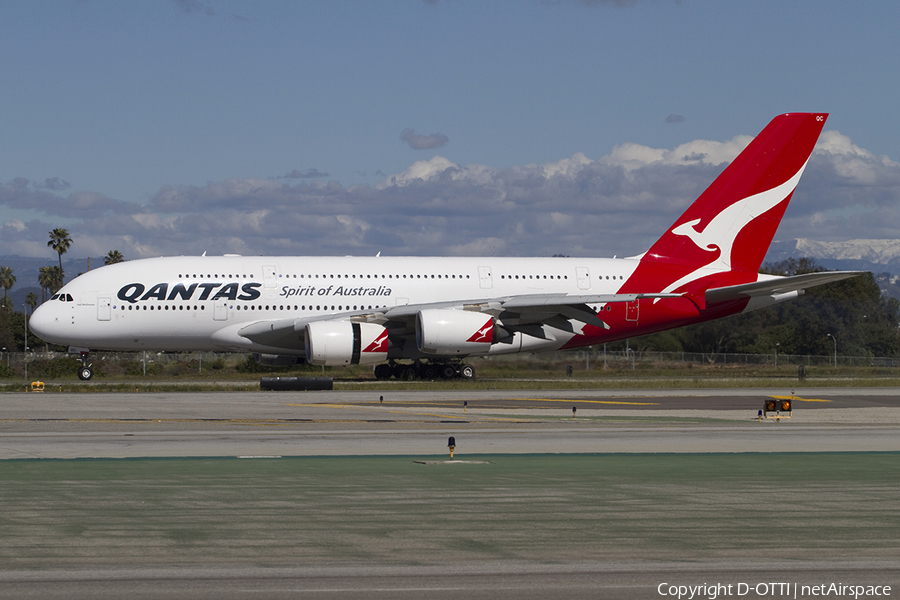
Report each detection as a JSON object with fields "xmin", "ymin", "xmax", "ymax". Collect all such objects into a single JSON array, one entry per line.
[{"xmin": 78, "ymin": 351, "xmax": 93, "ymax": 380}]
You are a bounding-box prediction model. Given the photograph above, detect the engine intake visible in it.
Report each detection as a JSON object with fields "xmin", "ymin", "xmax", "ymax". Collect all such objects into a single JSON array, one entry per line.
[{"xmin": 305, "ymin": 321, "xmax": 388, "ymax": 366}]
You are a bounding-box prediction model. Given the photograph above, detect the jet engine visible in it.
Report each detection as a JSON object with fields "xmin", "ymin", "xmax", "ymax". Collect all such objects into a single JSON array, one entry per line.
[
  {"xmin": 416, "ymin": 309, "xmax": 494, "ymax": 355},
  {"xmin": 305, "ymin": 321, "xmax": 388, "ymax": 366}
]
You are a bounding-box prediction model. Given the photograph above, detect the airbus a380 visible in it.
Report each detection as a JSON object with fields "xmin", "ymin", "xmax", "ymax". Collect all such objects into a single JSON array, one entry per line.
[{"xmin": 31, "ymin": 113, "xmax": 861, "ymax": 381}]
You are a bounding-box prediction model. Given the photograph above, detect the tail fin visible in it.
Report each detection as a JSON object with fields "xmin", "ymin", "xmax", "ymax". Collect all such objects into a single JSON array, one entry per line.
[{"xmin": 622, "ymin": 113, "xmax": 827, "ymax": 297}]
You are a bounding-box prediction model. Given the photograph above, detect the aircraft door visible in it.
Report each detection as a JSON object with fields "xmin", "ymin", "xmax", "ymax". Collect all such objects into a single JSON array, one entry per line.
[
  {"xmin": 478, "ymin": 266, "xmax": 493, "ymax": 289},
  {"xmin": 97, "ymin": 297, "xmax": 111, "ymax": 321},
  {"xmin": 626, "ymin": 299, "xmax": 639, "ymax": 322},
  {"xmin": 214, "ymin": 301, "xmax": 228, "ymax": 321},
  {"xmin": 576, "ymin": 267, "xmax": 591, "ymax": 290},
  {"xmin": 263, "ymin": 264, "xmax": 277, "ymax": 289}
]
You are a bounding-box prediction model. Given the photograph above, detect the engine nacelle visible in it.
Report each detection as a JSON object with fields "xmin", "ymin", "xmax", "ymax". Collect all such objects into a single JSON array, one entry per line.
[
  {"xmin": 416, "ymin": 309, "xmax": 494, "ymax": 355},
  {"xmin": 305, "ymin": 321, "xmax": 388, "ymax": 366}
]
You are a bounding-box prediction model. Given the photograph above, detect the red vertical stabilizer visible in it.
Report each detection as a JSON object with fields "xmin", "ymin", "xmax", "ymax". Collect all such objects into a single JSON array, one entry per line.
[{"xmin": 622, "ymin": 113, "xmax": 827, "ymax": 297}]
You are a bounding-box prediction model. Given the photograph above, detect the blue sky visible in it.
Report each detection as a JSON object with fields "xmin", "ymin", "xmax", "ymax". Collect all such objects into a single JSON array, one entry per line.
[{"xmin": 1, "ymin": 0, "xmax": 899, "ymax": 261}]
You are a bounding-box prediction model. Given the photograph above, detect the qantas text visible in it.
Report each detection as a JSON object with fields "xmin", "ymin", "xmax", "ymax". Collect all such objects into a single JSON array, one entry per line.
[{"xmin": 117, "ymin": 282, "xmax": 262, "ymax": 304}]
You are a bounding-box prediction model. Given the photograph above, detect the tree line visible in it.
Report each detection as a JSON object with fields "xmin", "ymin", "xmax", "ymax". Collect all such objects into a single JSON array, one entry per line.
[
  {"xmin": 0, "ymin": 229, "xmax": 124, "ymax": 351},
  {"xmin": 1, "ymin": 239, "xmax": 898, "ymax": 359},
  {"xmin": 617, "ymin": 258, "xmax": 900, "ymax": 359}
]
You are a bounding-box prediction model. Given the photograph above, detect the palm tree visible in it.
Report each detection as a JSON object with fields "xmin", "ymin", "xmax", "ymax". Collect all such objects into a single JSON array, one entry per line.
[
  {"xmin": 48, "ymin": 266, "xmax": 64, "ymax": 295},
  {"xmin": 0, "ymin": 266, "xmax": 14, "ymax": 308},
  {"xmin": 38, "ymin": 266, "xmax": 55, "ymax": 302},
  {"xmin": 47, "ymin": 228, "xmax": 73, "ymax": 282},
  {"xmin": 104, "ymin": 250, "xmax": 124, "ymax": 265},
  {"xmin": 26, "ymin": 293, "xmax": 38, "ymax": 314}
]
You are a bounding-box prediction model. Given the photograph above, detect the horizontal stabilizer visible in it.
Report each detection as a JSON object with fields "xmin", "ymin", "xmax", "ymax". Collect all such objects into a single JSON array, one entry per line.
[{"xmin": 705, "ymin": 271, "xmax": 865, "ymax": 305}]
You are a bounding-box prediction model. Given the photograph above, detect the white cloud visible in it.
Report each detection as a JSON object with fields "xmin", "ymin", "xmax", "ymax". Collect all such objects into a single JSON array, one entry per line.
[
  {"xmin": 3, "ymin": 218, "xmax": 26, "ymax": 232},
  {"xmin": 814, "ymin": 130, "xmax": 900, "ymax": 185},
  {"xmin": 540, "ymin": 153, "xmax": 592, "ymax": 178},
  {"xmin": 377, "ymin": 156, "xmax": 458, "ymax": 188},
  {"xmin": 1, "ymin": 129, "xmax": 898, "ymax": 262},
  {"xmin": 601, "ymin": 135, "xmax": 752, "ymax": 171}
]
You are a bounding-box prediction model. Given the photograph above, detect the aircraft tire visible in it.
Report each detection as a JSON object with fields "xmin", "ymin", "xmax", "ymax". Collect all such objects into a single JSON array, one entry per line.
[
  {"xmin": 391, "ymin": 364, "xmax": 406, "ymax": 379},
  {"xmin": 374, "ymin": 364, "xmax": 392, "ymax": 380},
  {"xmin": 422, "ymin": 365, "xmax": 439, "ymax": 380},
  {"xmin": 459, "ymin": 364, "xmax": 475, "ymax": 380},
  {"xmin": 440, "ymin": 364, "xmax": 457, "ymax": 379},
  {"xmin": 400, "ymin": 367, "xmax": 417, "ymax": 381},
  {"xmin": 78, "ymin": 367, "xmax": 93, "ymax": 381}
]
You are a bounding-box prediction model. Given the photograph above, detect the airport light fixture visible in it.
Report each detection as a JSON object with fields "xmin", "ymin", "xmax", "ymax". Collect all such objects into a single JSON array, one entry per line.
[
  {"xmin": 775, "ymin": 342, "xmax": 780, "ymax": 368},
  {"xmin": 827, "ymin": 333, "xmax": 837, "ymax": 367}
]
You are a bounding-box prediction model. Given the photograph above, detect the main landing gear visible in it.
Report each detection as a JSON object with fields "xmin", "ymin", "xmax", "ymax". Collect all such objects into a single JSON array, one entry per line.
[
  {"xmin": 78, "ymin": 351, "xmax": 93, "ymax": 380},
  {"xmin": 373, "ymin": 361, "xmax": 475, "ymax": 381}
]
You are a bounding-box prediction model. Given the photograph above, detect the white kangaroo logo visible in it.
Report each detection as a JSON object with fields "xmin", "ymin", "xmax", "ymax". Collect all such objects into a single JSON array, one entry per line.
[
  {"xmin": 467, "ymin": 321, "xmax": 493, "ymax": 343},
  {"xmin": 659, "ymin": 159, "xmax": 809, "ymax": 296}
]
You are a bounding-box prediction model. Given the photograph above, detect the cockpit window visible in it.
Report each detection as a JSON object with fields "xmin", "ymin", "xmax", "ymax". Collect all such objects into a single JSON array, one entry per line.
[
  {"xmin": 55, "ymin": 294, "xmax": 74, "ymax": 302},
  {"xmin": 66, "ymin": 294, "xmax": 74, "ymax": 302},
  {"xmin": 51, "ymin": 294, "xmax": 60, "ymax": 300}
]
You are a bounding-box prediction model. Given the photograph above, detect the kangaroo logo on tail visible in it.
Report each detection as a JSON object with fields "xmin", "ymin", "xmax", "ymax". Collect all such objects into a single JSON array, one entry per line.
[
  {"xmin": 660, "ymin": 161, "xmax": 809, "ymax": 295},
  {"xmin": 621, "ymin": 113, "xmax": 828, "ymax": 299}
]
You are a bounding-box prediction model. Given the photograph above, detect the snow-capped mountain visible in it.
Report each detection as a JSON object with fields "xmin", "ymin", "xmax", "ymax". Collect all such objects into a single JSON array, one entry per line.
[{"xmin": 767, "ymin": 239, "xmax": 900, "ymax": 273}]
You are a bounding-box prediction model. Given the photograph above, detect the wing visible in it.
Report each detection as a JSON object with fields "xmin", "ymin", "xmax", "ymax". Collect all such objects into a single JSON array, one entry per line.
[
  {"xmin": 210, "ymin": 292, "xmax": 684, "ymax": 353},
  {"xmin": 211, "ymin": 272, "xmax": 865, "ymax": 355}
]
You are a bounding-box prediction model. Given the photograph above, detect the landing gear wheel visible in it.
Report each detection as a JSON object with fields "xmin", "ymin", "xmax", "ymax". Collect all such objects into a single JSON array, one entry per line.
[
  {"xmin": 440, "ymin": 364, "xmax": 458, "ymax": 379},
  {"xmin": 78, "ymin": 367, "xmax": 93, "ymax": 381},
  {"xmin": 422, "ymin": 365, "xmax": 439, "ymax": 380},
  {"xmin": 374, "ymin": 364, "xmax": 393, "ymax": 380},
  {"xmin": 400, "ymin": 367, "xmax": 418, "ymax": 381},
  {"xmin": 459, "ymin": 364, "xmax": 475, "ymax": 380}
]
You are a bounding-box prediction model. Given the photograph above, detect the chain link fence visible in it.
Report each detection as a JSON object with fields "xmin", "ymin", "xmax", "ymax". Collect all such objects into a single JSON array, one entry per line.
[{"xmin": 1, "ymin": 348, "xmax": 898, "ymax": 379}]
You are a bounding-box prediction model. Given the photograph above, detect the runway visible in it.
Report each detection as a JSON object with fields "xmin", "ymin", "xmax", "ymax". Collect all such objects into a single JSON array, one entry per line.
[
  {"xmin": 2, "ymin": 388, "xmax": 899, "ymax": 598},
  {"xmin": 2, "ymin": 388, "xmax": 900, "ymax": 459}
]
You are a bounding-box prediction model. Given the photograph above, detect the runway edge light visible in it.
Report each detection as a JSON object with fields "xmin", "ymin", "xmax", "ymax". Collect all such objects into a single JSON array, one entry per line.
[{"xmin": 448, "ymin": 436, "xmax": 456, "ymax": 459}]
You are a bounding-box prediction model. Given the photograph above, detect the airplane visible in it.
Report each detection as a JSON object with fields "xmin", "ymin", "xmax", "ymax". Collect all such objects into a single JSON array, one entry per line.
[{"xmin": 30, "ymin": 112, "xmax": 862, "ymax": 381}]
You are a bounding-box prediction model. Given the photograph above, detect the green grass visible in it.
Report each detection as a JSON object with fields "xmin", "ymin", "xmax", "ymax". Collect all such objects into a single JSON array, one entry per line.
[
  {"xmin": 4, "ymin": 355, "xmax": 900, "ymax": 392},
  {"xmin": 1, "ymin": 453, "xmax": 899, "ymax": 568}
]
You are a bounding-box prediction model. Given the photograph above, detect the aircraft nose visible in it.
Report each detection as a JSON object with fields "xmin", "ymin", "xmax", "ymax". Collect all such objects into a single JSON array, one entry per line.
[{"xmin": 29, "ymin": 303, "xmax": 57, "ymax": 342}]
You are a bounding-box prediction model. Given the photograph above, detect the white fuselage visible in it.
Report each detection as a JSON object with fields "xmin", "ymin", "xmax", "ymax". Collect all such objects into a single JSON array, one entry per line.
[{"xmin": 30, "ymin": 255, "xmax": 641, "ymax": 354}]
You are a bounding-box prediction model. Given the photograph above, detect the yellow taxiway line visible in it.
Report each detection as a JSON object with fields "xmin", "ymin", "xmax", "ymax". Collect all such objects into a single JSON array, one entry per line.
[{"xmin": 771, "ymin": 395, "xmax": 832, "ymax": 403}]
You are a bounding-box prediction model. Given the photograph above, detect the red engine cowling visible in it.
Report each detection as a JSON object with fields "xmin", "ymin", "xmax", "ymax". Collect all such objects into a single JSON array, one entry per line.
[
  {"xmin": 416, "ymin": 309, "xmax": 494, "ymax": 355},
  {"xmin": 305, "ymin": 321, "xmax": 388, "ymax": 366}
]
